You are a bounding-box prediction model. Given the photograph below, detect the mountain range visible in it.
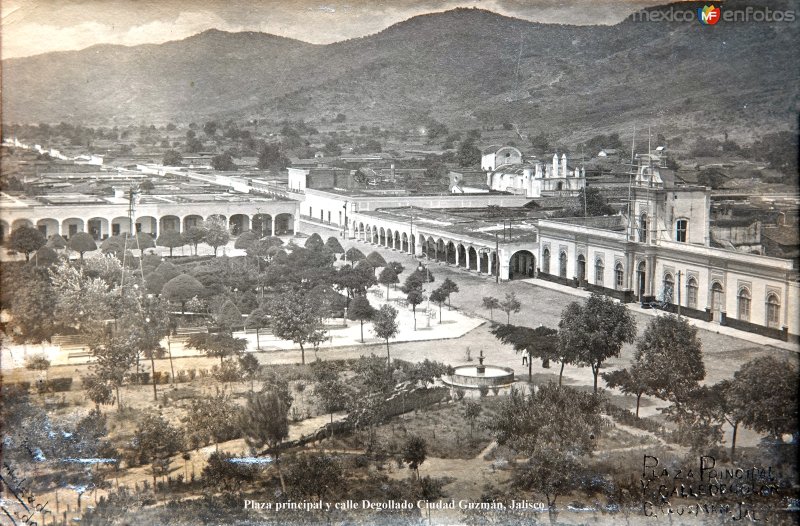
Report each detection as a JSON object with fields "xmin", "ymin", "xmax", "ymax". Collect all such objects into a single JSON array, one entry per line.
[{"xmin": 2, "ymin": 1, "xmax": 798, "ymax": 141}]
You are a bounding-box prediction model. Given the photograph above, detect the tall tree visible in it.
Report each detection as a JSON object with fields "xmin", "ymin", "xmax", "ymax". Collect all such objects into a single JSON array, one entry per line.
[
  {"xmin": 402, "ymin": 435, "xmax": 428, "ymax": 480},
  {"xmin": 499, "ymin": 292, "xmax": 521, "ymax": 324},
  {"xmin": 203, "ymin": 218, "xmax": 230, "ymax": 256},
  {"xmin": 482, "ymin": 296, "xmax": 500, "ymax": 322},
  {"xmin": 378, "ymin": 267, "xmax": 399, "ymax": 299},
  {"xmin": 348, "ymin": 295, "xmax": 376, "ymax": 343},
  {"xmin": 183, "ymin": 225, "xmax": 207, "ymax": 255},
  {"xmin": 246, "ymin": 307, "xmax": 270, "ymax": 350},
  {"xmin": 304, "ymin": 233, "xmax": 325, "ymax": 251},
  {"xmin": 8, "ymin": 226, "xmax": 46, "ymax": 261},
  {"xmin": 439, "ymin": 278, "xmax": 459, "ymax": 309},
  {"xmin": 156, "ymin": 231, "xmax": 185, "ymax": 257},
  {"xmin": 239, "ymin": 391, "xmax": 290, "ymax": 492},
  {"xmin": 558, "ymin": 294, "xmax": 637, "ymax": 393},
  {"xmin": 130, "ymin": 414, "xmax": 183, "ymax": 491},
  {"xmin": 633, "ymin": 315, "xmax": 704, "ymax": 408},
  {"xmin": 324, "ymin": 237, "xmax": 344, "ymax": 254},
  {"xmin": 601, "ymin": 366, "xmax": 649, "ymax": 417},
  {"xmin": 269, "ymin": 290, "xmax": 326, "ymax": 365},
  {"xmin": 366, "ymin": 251, "xmax": 387, "ymax": 269},
  {"xmin": 492, "ymin": 324, "xmax": 558, "ymax": 382},
  {"xmin": 726, "ymin": 356, "xmax": 798, "ymax": 441},
  {"xmin": 406, "ymin": 288, "xmax": 425, "ymax": 331},
  {"xmin": 429, "ymin": 288, "xmax": 447, "ymax": 323},
  {"xmin": 186, "ymin": 332, "xmax": 247, "ymax": 365},
  {"xmin": 372, "ymin": 304, "xmax": 399, "ymax": 367}
]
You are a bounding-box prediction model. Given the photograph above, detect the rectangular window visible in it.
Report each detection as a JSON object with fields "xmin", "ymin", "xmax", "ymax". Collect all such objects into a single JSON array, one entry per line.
[
  {"xmin": 615, "ymin": 266, "xmax": 624, "ymax": 290},
  {"xmin": 738, "ymin": 297, "xmax": 750, "ymax": 322},
  {"xmin": 676, "ymin": 219, "xmax": 688, "ymax": 242}
]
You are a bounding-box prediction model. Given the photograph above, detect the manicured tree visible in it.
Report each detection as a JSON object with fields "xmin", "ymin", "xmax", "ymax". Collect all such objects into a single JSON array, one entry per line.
[
  {"xmin": 378, "ymin": 267, "xmax": 399, "ymax": 299},
  {"xmin": 47, "ymin": 234, "xmax": 67, "ymax": 250},
  {"xmin": 558, "ymin": 294, "xmax": 637, "ymax": 393},
  {"xmin": 482, "ymin": 296, "xmax": 500, "ymax": 322},
  {"xmin": 633, "ymin": 315, "xmax": 704, "ymax": 408},
  {"xmin": 348, "ymin": 295, "xmax": 376, "ymax": 343},
  {"xmin": 406, "ymin": 288, "xmax": 425, "ymax": 331},
  {"xmin": 499, "ymin": 292, "xmax": 521, "ymax": 324},
  {"xmin": 133, "ymin": 232, "xmax": 156, "ymax": 251},
  {"xmin": 238, "ymin": 354, "xmax": 260, "ymax": 391},
  {"xmin": 325, "ymin": 237, "xmax": 344, "ymax": 254},
  {"xmin": 215, "ymin": 300, "xmax": 243, "ymax": 334},
  {"xmin": 234, "ymin": 231, "xmax": 258, "ymax": 250},
  {"xmin": 366, "ymin": 251, "xmax": 387, "ymax": 269},
  {"xmin": 304, "ymin": 233, "xmax": 325, "ymax": 251},
  {"xmin": 343, "ymin": 247, "xmax": 366, "ymax": 263},
  {"xmin": 602, "ymin": 365, "xmax": 649, "ymax": 417},
  {"xmin": 246, "ymin": 307, "xmax": 270, "ymax": 350},
  {"xmin": 726, "ymin": 356, "xmax": 798, "ymax": 442},
  {"xmin": 155, "ymin": 261, "xmax": 180, "ymax": 281},
  {"xmin": 372, "ymin": 304, "xmax": 399, "ymax": 367},
  {"xmin": 429, "ymin": 288, "xmax": 447, "ymax": 323},
  {"xmin": 183, "ymin": 225, "xmax": 207, "ymax": 255},
  {"xmin": 439, "ymin": 278, "xmax": 459, "ymax": 309},
  {"xmin": 388, "ymin": 261, "xmax": 405, "ymax": 280},
  {"xmin": 492, "ymin": 324, "xmax": 559, "ymax": 383},
  {"xmin": 8, "ymin": 226, "xmax": 45, "ymax": 261},
  {"xmin": 239, "ymin": 391, "xmax": 290, "ymax": 492},
  {"xmin": 402, "ymin": 435, "xmax": 427, "ymax": 480},
  {"xmin": 156, "ymin": 231, "xmax": 186, "ymax": 257},
  {"xmin": 186, "ymin": 332, "xmax": 247, "ymax": 365},
  {"xmin": 67, "ymin": 232, "xmax": 97, "ymax": 259},
  {"xmin": 32, "ymin": 246, "xmax": 58, "ymax": 267},
  {"xmin": 204, "ymin": 218, "xmax": 230, "ymax": 256},
  {"xmin": 161, "ymin": 274, "xmax": 206, "ymax": 313}
]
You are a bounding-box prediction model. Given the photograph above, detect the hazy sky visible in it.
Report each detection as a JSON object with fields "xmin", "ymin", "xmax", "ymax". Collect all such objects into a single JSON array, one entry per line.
[{"xmin": 2, "ymin": 0, "xmax": 678, "ymax": 59}]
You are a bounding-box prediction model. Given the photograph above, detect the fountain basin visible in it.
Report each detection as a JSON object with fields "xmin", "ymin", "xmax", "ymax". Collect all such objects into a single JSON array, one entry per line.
[{"xmin": 443, "ymin": 364, "xmax": 515, "ymax": 388}]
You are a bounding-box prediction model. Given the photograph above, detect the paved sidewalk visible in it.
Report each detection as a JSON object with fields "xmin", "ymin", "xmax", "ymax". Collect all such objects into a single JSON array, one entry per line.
[{"xmin": 520, "ymin": 278, "xmax": 799, "ymax": 353}]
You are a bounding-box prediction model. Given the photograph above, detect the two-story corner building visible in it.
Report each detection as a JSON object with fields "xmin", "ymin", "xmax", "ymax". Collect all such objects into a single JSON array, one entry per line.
[{"xmin": 535, "ymin": 161, "xmax": 799, "ymax": 341}]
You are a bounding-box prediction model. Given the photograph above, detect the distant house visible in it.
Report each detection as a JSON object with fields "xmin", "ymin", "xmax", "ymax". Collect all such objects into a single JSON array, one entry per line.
[
  {"xmin": 449, "ymin": 170, "xmax": 489, "ymax": 194},
  {"xmin": 597, "ymin": 149, "xmax": 619, "ymax": 158}
]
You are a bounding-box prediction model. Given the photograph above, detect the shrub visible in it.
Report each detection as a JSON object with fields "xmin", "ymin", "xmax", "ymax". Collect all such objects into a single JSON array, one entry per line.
[
  {"xmin": 188, "ymin": 369, "xmax": 197, "ymax": 380},
  {"xmin": 454, "ymin": 388, "xmax": 466, "ymax": 401},
  {"xmin": 176, "ymin": 370, "xmax": 189, "ymax": 383}
]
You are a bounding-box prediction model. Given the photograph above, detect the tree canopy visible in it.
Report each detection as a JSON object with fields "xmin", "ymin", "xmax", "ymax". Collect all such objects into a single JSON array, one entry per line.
[
  {"xmin": 8, "ymin": 226, "xmax": 46, "ymax": 261},
  {"xmin": 558, "ymin": 294, "xmax": 637, "ymax": 393}
]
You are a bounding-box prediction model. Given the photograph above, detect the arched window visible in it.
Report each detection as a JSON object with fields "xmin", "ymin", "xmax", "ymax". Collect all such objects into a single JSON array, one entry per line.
[
  {"xmin": 687, "ymin": 277, "xmax": 698, "ymax": 309},
  {"xmin": 614, "ymin": 262, "xmax": 624, "ymax": 290},
  {"xmin": 662, "ymin": 273, "xmax": 674, "ymax": 303},
  {"xmin": 595, "ymin": 258, "xmax": 605, "ymax": 286},
  {"xmin": 636, "ymin": 261, "xmax": 646, "ymax": 299},
  {"xmin": 577, "ymin": 254, "xmax": 586, "ymax": 281},
  {"xmin": 766, "ymin": 293, "xmax": 781, "ymax": 328},
  {"xmin": 711, "ymin": 282, "xmax": 724, "ymax": 320},
  {"xmin": 676, "ymin": 219, "xmax": 688, "ymax": 243},
  {"xmin": 559, "ymin": 251, "xmax": 568, "ymax": 278},
  {"xmin": 542, "ymin": 248, "xmax": 550, "ymax": 274},
  {"xmin": 639, "ymin": 213, "xmax": 648, "ymax": 243},
  {"xmin": 737, "ymin": 287, "xmax": 751, "ymax": 322}
]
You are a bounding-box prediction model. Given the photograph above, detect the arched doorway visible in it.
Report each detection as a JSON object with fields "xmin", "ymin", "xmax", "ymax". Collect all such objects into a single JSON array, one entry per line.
[
  {"xmin": 542, "ymin": 248, "xmax": 550, "ymax": 274},
  {"xmin": 509, "ymin": 250, "xmax": 535, "ymax": 279},
  {"xmin": 468, "ymin": 247, "xmax": 478, "ymax": 271},
  {"xmin": 183, "ymin": 215, "xmax": 203, "ymax": 232},
  {"xmin": 577, "ymin": 254, "xmax": 586, "ymax": 282},
  {"xmin": 252, "ymin": 214, "xmax": 273, "ymax": 237},
  {"xmin": 36, "ymin": 218, "xmax": 59, "ymax": 238},
  {"xmin": 446, "ymin": 242, "xmax": 456, "ymax": 264},
  {"xmin": 436, "ymin": 239, "xmax": 445, "ymax": 262},
  {"xmin": 274, "ymin": 214, "xmax": 294, "ymax": 235},
  {"xmin": 136, "ymin": 216, "xmax": 158, "ymax": 237},
  {"xmin": 710, "ymin": 282, "xmax": 724, "ymax": 321},
  {"xmin": 457, "ymin": 244, "xmax": 467, "ymax": 268},
  {"xmin": 61, "ymin": 218, "xmax": 84, "ymax": 238},
  {"xmin": 159, "ymin": 215, "xmax": 180, "ymax": 234},
  {"xmin": 402, "ymin": 232, "xmax": 409, "ymax": 252},
  {"xmin": 379, "ymin": 228, "xmax": 386, "ymax": 246},
  {"xmin": 87, "ymin": 217, "xmax": 110, "ymax": 240},
  {"xmin": 386, "ymin": 229, "xmax": 393, "ymax": 248},
  {"xmin": 559, "ymin": 251, "xmax": 568, "ymax": 278}
]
